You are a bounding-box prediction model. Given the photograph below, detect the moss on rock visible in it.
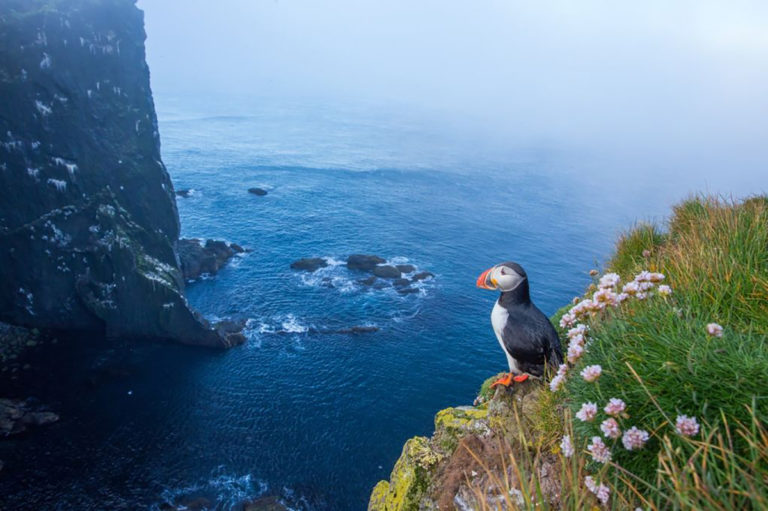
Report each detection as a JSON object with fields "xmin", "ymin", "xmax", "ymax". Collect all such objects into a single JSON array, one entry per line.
[{"xmin": 367, "ymin": 436, "xmax": 437, "ymax": 511}]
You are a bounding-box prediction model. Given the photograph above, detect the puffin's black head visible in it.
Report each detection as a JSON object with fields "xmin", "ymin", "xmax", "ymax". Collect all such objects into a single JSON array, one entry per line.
[{"xmin": 476, "ymin": 261, "xmax": 530, "ymax": 302}]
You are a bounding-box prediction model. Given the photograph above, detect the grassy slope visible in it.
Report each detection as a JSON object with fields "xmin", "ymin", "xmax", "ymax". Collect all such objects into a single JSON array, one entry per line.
[{"xmin": 552, "ymin": 195, "xmax": 768, "ymax": 509}]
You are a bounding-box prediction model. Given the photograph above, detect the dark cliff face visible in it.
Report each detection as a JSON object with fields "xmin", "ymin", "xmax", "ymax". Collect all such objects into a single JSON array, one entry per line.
[{"xmin": 0, "ymin": 0, "xmax": 236, "ymax": 347}]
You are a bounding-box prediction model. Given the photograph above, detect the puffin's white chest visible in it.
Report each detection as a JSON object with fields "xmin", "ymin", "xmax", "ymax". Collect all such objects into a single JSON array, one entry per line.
[
  {"xmin": 491, "ymin": 300, "xmax": 508, "ymax": 341},
  {"xmin": 491, "ymin": 300, "xmax": 520, "ymax": 373}
]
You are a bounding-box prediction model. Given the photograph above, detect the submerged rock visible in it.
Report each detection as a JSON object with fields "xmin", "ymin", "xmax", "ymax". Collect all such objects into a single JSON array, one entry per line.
[
  {"xmin": 347, "ymin": 254, "xmax": 386, "ymax": 271},
  {"xmin": 178, "ymin": 238, "xmax": 245, "ymax": 281},
  {"xmin": 358, "ymin": 276, "xmax": 378, "ymax": 286},
  {"xmin": 412, "ymin": 271, "xmax": 435, "ymax": 282},
  {"xmin": 396, "ymin": 264, "xmax": 416, "ymax": 273},
  {"xmin": 0, "ymin": 398, "xmax": 59, "ymax": 436},
  {"xmin": 290, "ymin": 257, "xmax": 328, "ymax": 272},
  {"xmin": 248, "ymin": 187, "xmax": 268, "ymax": 196},
  {"xmin": 175, "ymin": 189, "xmax": 192, "ymax": 198},
  {"xmin": 372, "ymin": 265, "xmax": 401, "ymax": 279}
]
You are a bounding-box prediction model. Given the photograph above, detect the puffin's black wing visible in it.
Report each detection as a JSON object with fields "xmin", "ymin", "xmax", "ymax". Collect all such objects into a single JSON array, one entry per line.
[{"xmin": 503, "ymin": 304, "xmax": 563, "ymax": 377}]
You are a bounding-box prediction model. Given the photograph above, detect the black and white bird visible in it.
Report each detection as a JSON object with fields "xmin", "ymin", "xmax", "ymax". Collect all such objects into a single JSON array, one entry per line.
[{"xmin": 476, "ymin": 261, "xmax": 563, "ymax": 387}]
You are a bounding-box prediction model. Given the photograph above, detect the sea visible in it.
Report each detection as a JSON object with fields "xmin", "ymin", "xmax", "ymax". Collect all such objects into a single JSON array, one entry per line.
[{"xmin": 0, "ymin": 93, "xmax": 756, "ymax": 510}]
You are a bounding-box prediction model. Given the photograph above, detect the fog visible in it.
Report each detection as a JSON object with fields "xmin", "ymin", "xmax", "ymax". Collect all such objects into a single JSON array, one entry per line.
[{"xmin": 138, "ymin": 0, "xmax": 768, "ymax": 184}]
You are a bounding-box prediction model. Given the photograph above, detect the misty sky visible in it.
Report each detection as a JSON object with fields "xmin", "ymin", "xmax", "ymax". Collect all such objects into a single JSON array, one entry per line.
[{"xmin": 138, "ymin": 0, "xmax": 768, "ymax": 181}]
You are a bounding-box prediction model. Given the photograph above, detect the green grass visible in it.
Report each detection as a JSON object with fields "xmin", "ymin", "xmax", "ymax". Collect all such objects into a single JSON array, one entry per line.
[{"xmin": 558, "ymin": 195, "xmax": 768, "ymax": 505}]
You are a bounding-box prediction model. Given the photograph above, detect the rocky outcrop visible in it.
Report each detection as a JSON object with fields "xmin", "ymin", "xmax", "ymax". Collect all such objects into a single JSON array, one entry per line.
[
  {"xmin": 177, "ymin": 238, "xmax": 245, "ymax": 281},
  {"xmin": 0, "ymin": 0, "xmax": 234, "ymax": 347},
  {"xmin": 368, "ymin": 376, "xmax": 561, "ymax": 510},
  {"xmin": 290, "ymin": 257, "xmax": 328, "ymax": 272},
  {"xmin": 0, "ymin": 397, "xmax": 59, "ymax": 436},
  {"xmin": 248, "ymin": 187, "xmax": 268, "ymax": 196},
  {"xmin": 347, "ymin": 254, "xmax": 387, "ymax": 271}
]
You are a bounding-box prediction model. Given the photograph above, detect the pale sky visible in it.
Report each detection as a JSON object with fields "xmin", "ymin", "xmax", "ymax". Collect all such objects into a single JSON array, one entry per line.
[{"xmin": 138, "ymin": 0, "xmax": 768, "ymax": 179}]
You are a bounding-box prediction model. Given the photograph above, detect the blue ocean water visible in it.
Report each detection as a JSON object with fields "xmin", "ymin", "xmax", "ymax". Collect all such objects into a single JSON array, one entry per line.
[{"xmin": 0, "ymin": 94, "xmax": 725, "ymax": 510}]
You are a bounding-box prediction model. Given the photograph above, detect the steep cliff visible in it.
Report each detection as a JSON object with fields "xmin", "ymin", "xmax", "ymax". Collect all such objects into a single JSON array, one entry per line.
[{"xmin": 0, "ymin": 0, "xmax": 237, "ymax": 346}]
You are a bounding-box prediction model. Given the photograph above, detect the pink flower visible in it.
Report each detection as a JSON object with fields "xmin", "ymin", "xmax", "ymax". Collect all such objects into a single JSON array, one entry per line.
[
  {"xmin": 675, "ymin": 415, "xmax": 700, "ymax": 437},
  {"xmin": 634, "ymin": 270, "xmax": 652, "ymax": 282},
  {"xmin": 600, "ymin": 418, "xmax": 621, "ymax": 439},
  {"xmin": 622, "ymin": 426, "xmax": 649, "ymax": 450},
  {"xmin": 560, "ymin": 435, "xmax": 574, "ymax": 457},
  {"xmin": 581, "ymin": 364, "xmax": 602, "ymax": 382},
  {"xmin": 567, "ymin": 342, "xmax": 584, "ymax": 363},
  {"xmin": 638, "ymin": 281, "xmax": 655, "ymax": 292},
  {"xmin": 598, "ymin": 273, "xmax": 620, "ymax": 289},
  {"xmin": 595, "ymin": 483, "xmax": 610, "ymax": 505},
  {"xmin": 649, "ymin": 272, "xmax": 665, "ymax": 283},
  {"xmin": 622, "ymin": 281, "xmax": 640, "ymax": 295},
  {"xmin": 576, "ymin": 402, "xmax": 598, "ymax": 422},
  {"xmin": 587, "ymin": 436, "xmax": 611, "ymax": 463},
  {"xmin": 556, "ymin": 363, "xmax": 568, "ymax": 377},
  {"xmin": 706, "ymin": 323, "xmax": 723, "ymax": 337},
  {"xmin": 593, "ymin": 288, "xmax": 618, "ymax": 306},
  {"xmin": 657, "ymin": 284, "xmax": 672, "ymax": 297},
  {"xmin": 604, "ymin": 398, "xmax": 626, "ymax": 416},
  {"xmin": 636, "ymin": 292, "xmax": 648, "ymax": 300},
  {"xmin": 549, "ymin": 374, "xmax": 565, "ymax": 392},
  {"xmin": 559, "ymin": 313, "xmax": 576, "ymax": 328},
  {"xmin": 567, "ymin": 324, "xmax": 588, "ymax": 340},
  {"xmin": 616, "ymin": 292, "xmax": 629, "ymax": 303}
]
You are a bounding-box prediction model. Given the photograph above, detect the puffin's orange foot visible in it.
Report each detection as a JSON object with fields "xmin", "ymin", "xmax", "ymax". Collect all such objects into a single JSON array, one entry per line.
[
  {"xmin": 513, "ymin": 374, "xmax": 529, "ymax": 383},
  {"xmin": 490, "ymin": 373, "xmax": 514, "ymax": 388}
]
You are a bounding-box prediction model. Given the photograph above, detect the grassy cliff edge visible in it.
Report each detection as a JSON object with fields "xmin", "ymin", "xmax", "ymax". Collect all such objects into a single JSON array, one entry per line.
[{"xmin": 369, "ymin": 196, "xmax": 768, "ymax": 510}]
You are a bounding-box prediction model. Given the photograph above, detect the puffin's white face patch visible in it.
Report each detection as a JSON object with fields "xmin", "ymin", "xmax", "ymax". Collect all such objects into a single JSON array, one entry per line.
[{"xmin": 492, "ymin": 265, "xmax": 524, "ymax": 292}]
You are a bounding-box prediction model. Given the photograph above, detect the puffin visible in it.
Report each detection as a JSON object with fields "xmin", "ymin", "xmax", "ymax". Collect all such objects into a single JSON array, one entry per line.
[{"xmin": 476, "ymin": 261, "xmax": 563, "ymax": 387}]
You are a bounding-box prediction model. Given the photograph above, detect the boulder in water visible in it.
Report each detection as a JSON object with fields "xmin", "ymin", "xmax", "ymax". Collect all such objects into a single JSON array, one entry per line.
[
  {"xmin": 372, "ymin": 265, "xmax": 401, "ymax": 279},
  {"xmin": 175, "ymin": 189, "xmax": 192, "ymax": 198},
  {"xmin": 248, "ymin": 187, "xmax": 268, "ymax": 196},
  {"xmin": 290, "ymin": 258, "xmax": 328, "ymax": 272},
  {"xmin": 396, "ymin": 264, "xmax": 416, "ymax": 273},
  {"xmin": 412, "ymin": 271, "xmax": 435, "ymax": 282},
  {"xmin": 347, "ymin": 254, "xmax": 386, "ymax": 271},
  {"xmin": 178, "ymin": 239, "xmax": 244, "ymax": 281}
]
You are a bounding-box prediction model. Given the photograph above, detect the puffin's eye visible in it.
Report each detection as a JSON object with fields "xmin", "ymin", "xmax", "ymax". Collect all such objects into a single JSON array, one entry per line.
[{"xmin": 499, "ymin": 267, "xmax": 508, "ymax": 275}]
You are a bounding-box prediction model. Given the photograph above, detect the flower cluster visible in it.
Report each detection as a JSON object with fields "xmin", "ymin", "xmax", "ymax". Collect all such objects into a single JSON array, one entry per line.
[
  {"xmin": 585, "ymin": 475, "xmax": 610, "ymax": 505},
  {"xmin": 622, "ymin": 426, "xmax": 649, "ymax": 450},
  {"xmin": 560, "ymin": 434, "xmax": 574, "ymax": 457},
  {"xmin": 675, "ymin": 415, "xmax": 700, "ymax": 437},
  {"xmin": 600, "ymin": 418, "xmax": 621, "ymax": 439},
  {"xmin": 706, "ymin": 323, "xmax": 724, "ymax": 337},
  {"xmin": 604, "ymin": 398, "xmax": 627, "ymax": 417},
  {"xmin": 576, "ymin": 402, "xmax": 598, "ymax": 422},
  {"xmin": 581, "ymin": 364, "xmax": 602, "ymax": 382},
  {"xmin": 588, "ymin": 436, "xmax": 612, "ymax": 463},
  {"xmin": 549, "ymin": 363, "xmax": 568, "ymax": 392}
]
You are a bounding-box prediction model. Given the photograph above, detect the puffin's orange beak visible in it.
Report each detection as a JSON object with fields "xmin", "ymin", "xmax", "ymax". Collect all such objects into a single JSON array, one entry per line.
[{"xmin": 476, "ymin": 267, "xmax": 497, "ymax": 290}]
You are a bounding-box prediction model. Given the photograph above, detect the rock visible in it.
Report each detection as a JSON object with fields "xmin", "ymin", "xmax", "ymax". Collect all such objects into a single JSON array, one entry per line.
[
  {"xmin": 290, "ymin": 257, "xmax": 328, "ymax": 272},
  {"xmin": 230, "ymin": 243, "xmax": 246, "ymax": 253},
  {"xmin": 397, "ymin": 287, "xmax": 420, "ymax": 295},
  {"xmin": 175, "ymin": 189, "xmax": 192, "ymax": 198},
  {"xmin": 347, "ymin": 254, "xmax": 386, "ymax": 271},
  {"xmin": 0, "ymin": 1, "xmax": 231, "ymax": 348},
  {"xmin": 178, "ymin": 238, "xmax": 243, "ymax": 281},
  {"xmin": 337, "ymin": 326, "xmax": 379, "ymax": 334},
  {"xmin": 358, "ymin": 276, "xmax": 378, "ymax": 286},
  {"xmin": 372, "ymin": 265, "xmax": 401, "ymax": 279},
  {"xmin": 396, "ymin": 264, "xmax": 416, "ymax": 273},
  {"xmin": 214, "ymin": 319, "xmax": 246, "ymax": 346},
  {"xmin": 244, "ymin": 496, "xmax": 288, "ymax": 511},
  {"xmin": 248, "ymin": 187, "xmax": 268, "ymax": 196},
  {"xmin": 411, "ymin": 271, "xmax": 435, "ymax": 282},
  {"xmin": 392, "ymin": 278, "xmax": 411, "ymax": 288},
  {"xmin": 0, "ymin": 398, "xmax": 59, "ymax": 436}
]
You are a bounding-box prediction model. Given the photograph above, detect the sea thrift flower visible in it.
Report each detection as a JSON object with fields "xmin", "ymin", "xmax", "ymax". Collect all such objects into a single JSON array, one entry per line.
[
  {"xmin": 649, "ymin": 272, "xmax": 665, "ymax": 283},
  {"xmin": 657, "ymin": 284, "xmax": 672, "ymax": 297},
  {"xmin": 600, "ymin": 418, "xmax": 621, "ymax": 439},
  {"xmin": 642, "ymin": 249, "xmax": 651, "ymax": 258},
  {"xmin": 598, "ymin": 272, "xmax": 620, "ymax": 289},
  {"xmin": 584, "ymin": 475, "xmax": 597, "ymax": 493},
  {"xmin": 593, "ymin": 288, "xmax": 618, "ymax": 306},
  {"xmin": 638, "ymin": 281, "xmax": 655, "ymax": 292},
  {"xmin": 622, "ymin": 426, "xmax": 649, "ymax": 450},
  {"xmin": 559, "ymin": 313, "xmax": 576, "ymax": 328},
  {"xmin": 622, "ymin": 281, "xmax": 640, "ymax": 295},
  {"xmin": 549, "ymin": 374, "xmax": 565, "ymax": 392},
  {"xmin": 636, "ymin": 292, "xmax": 648, "ymax": 300},
  {"xmin": 675, "ymin": 415, "xmax": 700, "ymax": 437},
  {"xmin": 581, "ymin": 364, "xmax": 602, "ymax": 382},
  {"xmin": 595, "ymin": 484, "xmax": 610, "ymax": 505},
  {"xmin": 588, "ymin": 436, "xmax": 612, "ymax": 463},
  {"xmin": 616, "ymin": 292, "xmax": 629, "ymax": 303},
  {"xmin": 634, "ymin": 270, "xmax": 652, "ymax": 282},
  {"xmin": 706, "ymin": 323, "xmax": 724, "ymax": 337},
  {"xmin": 604, "ymin": 398, "xmax": 626, "ymax": 416},
  {"xmin": 567, "ymin": 342, "xmax": 584, "ymax": 363},
  {"xmin": 567, "ymin": 324, "xmax": 588, "ymax": 339},
  {"xmin": 576, "ymin": 402, "xmax": 598, "ymax": 422},
  {"xmin": 560, "ymin": 435, "xmax": 574, "ymax": 457}
]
